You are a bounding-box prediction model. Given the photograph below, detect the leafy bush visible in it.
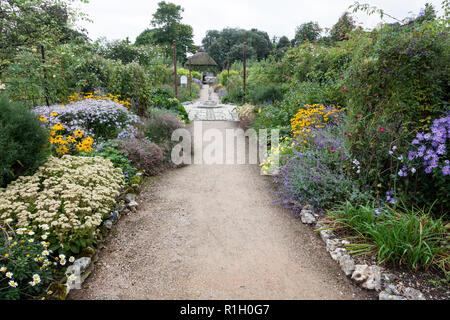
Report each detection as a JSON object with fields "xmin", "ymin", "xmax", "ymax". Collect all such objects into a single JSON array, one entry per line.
[
  {"xmin": 117, "ymin": 138, "xmax": 164, "ymax": 176},
  {"xmin": 0, "ymin": 222, "xmax": 67, "ymax": 300},
  {"xmin": 237, "ymin": 104, "xmax": 257, "ymax": 129},
  {"xmin": 0, "ymin": 95, "xmax": 49, "ymax": 188},
  {"xmin": 147, "ymin": 88, "xmax": 189, "ymax": 122},
  {"xmin": 274, "ymin": 147, "xmax": 372, "ymax": 211},
  {"xmin": 247, "ymin": 84, "xmax": 284, "ymax": 105},
  {"xmin": 33, "ymin": 96, "xmax": 140, "ymax": 140},
  {"xmin": 91, "ymin": 141, "xmax": 138, "ymax": 182},
  {"xmin": 327, "ymin": 202, "xmax": 449, "ymax": 274},
  {"xmin": 145, "ymin": 109, "xmax": 185, "ymax": 146},
  {"xmin": 0, "ymin": 156, "xmax": 124, "ymax": 254},
  {"xmin": 344, "ymin": 24, "xmax": 449, "ymax": 191}
]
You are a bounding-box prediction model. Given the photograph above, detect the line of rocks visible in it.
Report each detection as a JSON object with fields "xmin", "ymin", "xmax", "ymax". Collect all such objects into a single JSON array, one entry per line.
[
  {"xmin": 49, "ymin": 187, "xmax": 143, "ymax": 299},
  {"xmin": 300, "ymin": 206, "xmax": 426, "ymax": 300}
]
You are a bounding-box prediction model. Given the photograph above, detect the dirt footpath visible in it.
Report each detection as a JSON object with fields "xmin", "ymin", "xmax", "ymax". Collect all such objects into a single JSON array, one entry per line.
[{"xmin": 69, "ymin": 121, "xmax": 374, "ymax": 300}]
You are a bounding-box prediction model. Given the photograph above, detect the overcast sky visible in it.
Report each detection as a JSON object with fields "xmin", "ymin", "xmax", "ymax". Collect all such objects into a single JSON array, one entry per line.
[{"xmin": 76, "ymin": 0, "xmax": 444, "ymax": 45}]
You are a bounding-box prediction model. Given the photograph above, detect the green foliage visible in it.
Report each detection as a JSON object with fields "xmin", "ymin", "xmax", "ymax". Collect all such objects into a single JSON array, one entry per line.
[
  {"xmin": 293, "ymin": 21, "xmax": 322, "ymax": 45},
  {"xmin": 117, "ymin": 138, "xmax": 164, "ymax": 176},
  {"xmin": 145, "ymin": 108, "xmax": 185, "ymax": 146},
  {"xmin": 0, "ymin": 95, "xmax": 49, "ymax": 187},
  {"xmin": 344, "ymin": 24, "xmax": 449, "ymax": 189},
  {"xmin": 328, "ymin": 202, "xmax": 449, "ymax": 274},
  {"xmin": 0, "ymin": 0, "xmax": 89, "ymax": 71},
  {"xmin": 330, "ymin": 12, "xmax": 356, "ymax": 42},
  {"xmin": 0, "ymin": 226, "xmax": 53, "ymax": 300},
  {"xmin": 149, "ymin": 1, "xmax": 196, "ymax": 62},
  {"xmin": 276, "ymin": 147, "xmax": 372, "ymax": 210},
  {"xmin": 90, "ymin": 141, "xmax": 137, "ymax": 182},
  {"xmin": 147, "ymin": 88, "xmax": 190, "ymax": 121},
  {"xmin": 202, "ymin": 28, "xmax": 272, "ymax": 69},
  {"xmin": 247, "ymin": 84, "xmax": 284, "ymax": 105}
]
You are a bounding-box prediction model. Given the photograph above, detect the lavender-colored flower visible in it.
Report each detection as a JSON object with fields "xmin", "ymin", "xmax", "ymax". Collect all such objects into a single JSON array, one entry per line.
[
  {"xmin": 424, "ymin": 133, "xmax": 432, "ymax": 140},
  {"xmin": 375, "ymin": 209, "xmax": 382, "ymax": 216},
  {"xmin": 408, "ymin": 151, "xmax": 416, "ymax": 161},
  {"xmin": 390, "ymin": 198, "xmax": 398, "ymax": 205},
  {"xmin": 411, "ymin": 139, "xmax": 419, "ymax": 145},
  {"xmin": 417, "ymin": 133, "xmax": 424, "ymax": 141},
  {"xmin": 425, "ymin": 167, "xmax": 432, "ymax": 174},
  {"xmin": 436, "ymin": 144, "xmax": 446, "ymax": 155},
  {"xmin": 443, "ymin": 165, "xmax": 450, "ymax": 176}
]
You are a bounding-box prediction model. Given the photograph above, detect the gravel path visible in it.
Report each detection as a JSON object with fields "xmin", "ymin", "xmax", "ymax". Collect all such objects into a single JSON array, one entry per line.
[{"xmin": 69, "ymin": 121, "xmax": 374, "ymax": 300}]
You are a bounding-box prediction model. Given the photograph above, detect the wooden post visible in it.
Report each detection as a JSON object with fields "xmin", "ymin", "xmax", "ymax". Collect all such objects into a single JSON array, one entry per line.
[
  {"xmin": 227, "ymin": 57, "xmax": 230, "ymax": 89},
  {"xmin": 41, "ymin": 45, "xmax": 50, "ymax": 106},
  {"xmin": 173, "ymin": 40, "xmax": 178, "ymax": 99},
  {"xmin": 189, "ymin": 59, "xmax": 192, "ymax": 98},
  {"xmin": 243, "ymin": 42, "xmax": 247, "ymax": 105}
]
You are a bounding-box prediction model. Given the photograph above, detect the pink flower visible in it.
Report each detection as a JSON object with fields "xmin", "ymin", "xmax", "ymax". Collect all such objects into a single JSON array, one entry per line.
[
  {"xmin": 380, "ymin": 127, "xmax": 386, "ymax": 132},
  {"xmin": 357, "ymin": 114, "xmax": 362, "ymax": 118}
]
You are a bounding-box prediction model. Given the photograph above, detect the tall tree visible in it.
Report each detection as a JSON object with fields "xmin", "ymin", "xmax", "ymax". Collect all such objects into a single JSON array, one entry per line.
[
  {"xmin": 293, "ymin": 21, "xmax": 322, "ymax": 45},
  {"xmin": 201, "ymin": 28, "xmax": 272, "ymax": 69},
  {"xmin": 330, "ymin": 12, "xmax": 355, "ymax": 42},
  {"xmin": 150, "ymin": 1, "xmax": 195, "ymax": 62},
  {"xmin": 0, "ymin": 0, "xmax": 89, "ymax": 66}
]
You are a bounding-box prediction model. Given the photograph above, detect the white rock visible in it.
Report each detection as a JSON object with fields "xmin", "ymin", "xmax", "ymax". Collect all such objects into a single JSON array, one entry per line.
[
  {"xmin": 300, "ymin": 210, "xmax": 316, "ymax": 224},
  {"xmin": 330, "ymin": 248, "xmax": 346, "ymax": 261},
  {"xmin": 66, "ymin": 257, "xmax": 91, "ymax": 275},
  {"xmin": 125, "ymin": 193, "xmax": 136, "ymax": 203},
  {"xmin": 379, "ymin": 290, "xmax": 407, "ymax": 300},
  {"xmin": 319, "ymin": 229, "xmax": 333, "ymax": 242},
  {"xmin": 338, "ymin": 254, "xmax": 356, "ymax": 276},
  {"xmin": 404, "ymin": 287, "xmax": 426, "ymax": 300},
  {"xmin": 351, "ymin": 264, "xmax": 382, "ymax": 291},
  {"xmin": 326, "ymin": 239, "xmax": 341, "ymax": 252}
]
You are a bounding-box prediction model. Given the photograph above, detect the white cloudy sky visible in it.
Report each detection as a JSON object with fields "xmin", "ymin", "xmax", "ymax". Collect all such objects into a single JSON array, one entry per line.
[{"xmin": 76, "ymin": 0, "xmax": 444, "ymax": 45}]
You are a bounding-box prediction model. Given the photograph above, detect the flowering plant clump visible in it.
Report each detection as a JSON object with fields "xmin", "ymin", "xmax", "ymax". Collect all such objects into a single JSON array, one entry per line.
[
  {"xmin": 33, "ymin": 97, "xmax": 140, "ymax": 140},
  {"xmin": 407, "ymin": 114, "xmax": 449, "ymax": 176},
  {"xmin": 260, "ymin": 137, "xmax": 296, "ymax": 175},
  {"xmin": 62, "ymin": 92, "xmax": 132, "ymax": 108},
  {"xmin": 38, "ymin": 118, "xmax": 94, "ymax": 156},
  {"xmin": 0, "ymin": 156, "xmax": 124, "ymax": 250},
  {"xmin": 290, "ymin": 104, "xmax": 344, "ymax": 143}
]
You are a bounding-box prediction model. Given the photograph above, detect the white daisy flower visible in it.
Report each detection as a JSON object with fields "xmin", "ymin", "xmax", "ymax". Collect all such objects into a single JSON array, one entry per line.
[
  {"xmin": 8, "ymin": 281, "xmax": 18, "ymax": 288},
  {"xmin": 6, "ymin": 272, "xmax": 13, "ymax": 278}
]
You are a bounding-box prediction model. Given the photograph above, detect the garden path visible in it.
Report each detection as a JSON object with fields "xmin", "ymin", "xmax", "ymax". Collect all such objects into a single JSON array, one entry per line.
[{"xmin": 68, "ymin": 90, "xmax": 374, "ymax": 300}]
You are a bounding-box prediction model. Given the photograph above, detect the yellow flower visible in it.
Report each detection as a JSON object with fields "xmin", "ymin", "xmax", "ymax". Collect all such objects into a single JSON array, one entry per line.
[
  {"xmin": 39, "ymin": 115, "xmax": 48, "ymax": 122},
  {"xmin": 52, "ymin": 123, "xmax": 64, "ymax": 131},
  {"xmin": 74, "ymin": 130, "xmax": 84, "ymax": 138},
  {"xmin": 67, "ymin": 136, "xmax": 76, "ymax": 143},
  {"xmin": 50, "ymin": 112, "xmax": 58, "ymax": 117}
]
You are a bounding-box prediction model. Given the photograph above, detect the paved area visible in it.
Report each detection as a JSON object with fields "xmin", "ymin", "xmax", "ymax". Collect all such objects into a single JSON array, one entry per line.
[{"xmin": 184, "ymin": 85, "xmax": 239, "ymax": 121}]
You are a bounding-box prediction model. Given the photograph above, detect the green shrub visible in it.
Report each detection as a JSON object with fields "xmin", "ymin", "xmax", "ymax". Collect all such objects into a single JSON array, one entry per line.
[
  {"xmin": 0, "ymin": 223, "xmax": 54, "ymax": 300},
  {"xmin": 344, "ymin": 25, "xmax": 449, "ymax": 190},
  {"xmin": 0, "ymin": 155, "xmax": 124, "ymax": 256},
  {"xmin": 0, "ymin": 95, "xmax": 49, "ymax": 187},
  {"xmin": 117, "ymin": 138, "xmax": 164, "ymax": 176},
  {"xmin": 145, "ymin": 109, "xmax": 185, "ymax": 146},
  {"xmin": 91, "ymin": 141, "xmax": 138, "ymax": 182},
  {"xmin": 327, "ymin": 202, "xmax": 449, "ymax": 274},
  {"xmin": 147, "ymin": 88, "xmax": 189, "ymax": 122},
  {"xmin": 247, "ymin": 84, "xmax": 284, "ymax": 105}
]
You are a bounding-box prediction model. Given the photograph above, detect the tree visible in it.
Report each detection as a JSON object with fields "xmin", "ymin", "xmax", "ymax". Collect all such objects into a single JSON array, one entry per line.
[
  {"xmin": 330, "ymin": 12, "xmax": 355, "ymax": 42},
  {"xmin": 135, "ymin": 28, "xmax": 157, "ymax": 46},
  {"xmin": 293, "ymin": 22, "xmax": 322, "ymax": 45},
  {"xmin": 201, "ymin": 28, "xmax": 272, "ymax": 69},
  {"xmin": 149, "ymin": 1, "xmax": 195, "ymax": 62},
  {"xmin": 273, "ymin": 36, "xmax": 291, "ymax": 60},
  {"xmin": 0, "ymin": 0, "xmax": 89, "ymax": 67}
]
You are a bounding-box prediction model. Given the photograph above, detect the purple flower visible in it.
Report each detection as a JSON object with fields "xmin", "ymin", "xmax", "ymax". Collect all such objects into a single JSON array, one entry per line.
[
  {"xmin": 408, "ymin": 151, "xmax": 416, "ymax": 160},
  {"xmin": 417, "ymin": 133, "xmax": 424, "ymax": 141},
  {"xmin": 390, "ymin": 198, "xmax": 398, "ymax": 205},
  {"xmin": 443, "ymin": 165, "xmax": 450, "ymax": 176},
  {"xmin": 375, "ymin": 209, "xmax": 382, "ymax": 216},
  {"xmin": 424, "ymin": 133, "xmax": 432, "ymax": 140},
  {"xmin": 436, "ymin": 144, "xmax": 446, "ymax": 155},
  {"xmin": 425, "ymin": 167, "xmax": 432, "ymax": 174},
  {"xmin": 411, "ymin": 139, "xmax": 420, "ymax": 145}
]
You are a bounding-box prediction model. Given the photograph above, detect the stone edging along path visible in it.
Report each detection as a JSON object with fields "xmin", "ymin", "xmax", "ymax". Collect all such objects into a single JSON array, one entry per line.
[
  {"xmin": 298, "ymin": 206, "xmax": 426, "ymax": 300},
  {"xmin": 45, "ymin": 174, "xmax": 145, "ymax": 300}
]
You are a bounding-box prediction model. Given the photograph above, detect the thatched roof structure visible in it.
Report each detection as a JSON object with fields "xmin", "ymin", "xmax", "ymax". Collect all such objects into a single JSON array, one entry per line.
[{"xmin": 186, "ymin": 49, "xmax": 218, "ymax": 66}]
